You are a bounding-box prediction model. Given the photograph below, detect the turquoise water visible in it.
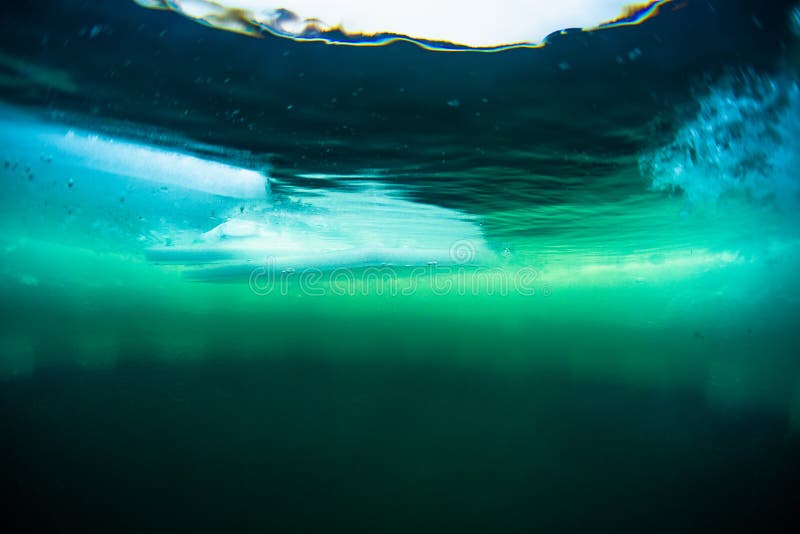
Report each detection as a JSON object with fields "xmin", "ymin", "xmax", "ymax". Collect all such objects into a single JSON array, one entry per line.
[{"xmin": 2, "ymin": 1, "xmax": 800, "ymax": 531}]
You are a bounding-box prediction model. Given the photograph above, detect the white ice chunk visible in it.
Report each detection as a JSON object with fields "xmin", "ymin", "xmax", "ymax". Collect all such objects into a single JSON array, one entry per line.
[
  {"xmin": 147, "ymin": 183, "xmax": 490, "ymax": 272},
  {"xmin": 0, "ymin": 108, "xmax": 269, "ymax": 200},
  {"xmin": 47, "ymin": 130, "xmax": 269, "ymax": 200},
  {"xmin": 202, "ymin": 219, "xmax": 264, "ymax": 240}
]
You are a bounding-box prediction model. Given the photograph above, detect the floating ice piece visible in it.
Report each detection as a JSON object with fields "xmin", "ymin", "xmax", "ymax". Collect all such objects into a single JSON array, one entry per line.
[
  {"xmin": 0, "ymin": 108, "xmax": 269, "ymax": 200},
  {"xmin": 48, "ymin": 130, "xmax": 269, "ymax": 200},
  {"xmin": 202, "ymin": 219, "xmax": 264, "ymax": 240},
  {"xmin": 146, "ymin": 181, "xmax": 490, "ymax": 275}
]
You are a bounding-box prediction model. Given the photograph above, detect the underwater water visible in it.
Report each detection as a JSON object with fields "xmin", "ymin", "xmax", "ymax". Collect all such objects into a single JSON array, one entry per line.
[{"xmin": 2, "ymin": 0, "xmax": 800, "ymax": 531}]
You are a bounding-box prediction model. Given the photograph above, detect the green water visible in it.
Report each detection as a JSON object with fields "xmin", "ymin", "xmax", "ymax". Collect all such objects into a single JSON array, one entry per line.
[{"xmin": 2, "ymin": 235, "xmax": 800, "ymax": 531}]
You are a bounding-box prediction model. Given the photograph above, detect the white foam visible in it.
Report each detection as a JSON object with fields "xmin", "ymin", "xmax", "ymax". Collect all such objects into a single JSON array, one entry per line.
[{"xmin": 640, "ymin": 72, "xmax": 800, "ymax": 208}]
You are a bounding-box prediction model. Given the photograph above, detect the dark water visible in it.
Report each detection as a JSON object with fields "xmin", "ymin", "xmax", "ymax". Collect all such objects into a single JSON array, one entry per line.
[
  {"xmin": 3, "ymin": 359, "xmax": 799, "ymax": 532},
  {"xmin": 1, "ymin": 0, "xmax": 800, "ymax": 531}
]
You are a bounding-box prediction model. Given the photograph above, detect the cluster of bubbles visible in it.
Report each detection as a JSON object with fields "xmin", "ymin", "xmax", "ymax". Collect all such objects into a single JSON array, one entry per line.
[{"xmin": 640, "ymin": 70, "xmax": 800, "ymax": 208}]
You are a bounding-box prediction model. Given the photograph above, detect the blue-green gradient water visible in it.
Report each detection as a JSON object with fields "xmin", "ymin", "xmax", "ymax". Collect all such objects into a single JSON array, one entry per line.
[{"xmin": 2, "ymin": 1, "xmax": 800, "ymax": 531}]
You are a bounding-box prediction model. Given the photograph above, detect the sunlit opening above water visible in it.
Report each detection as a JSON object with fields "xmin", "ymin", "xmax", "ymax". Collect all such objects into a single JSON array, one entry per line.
[{"xmin": 135, "ymin": 0, "xmax": 673, "ymax": 50}]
